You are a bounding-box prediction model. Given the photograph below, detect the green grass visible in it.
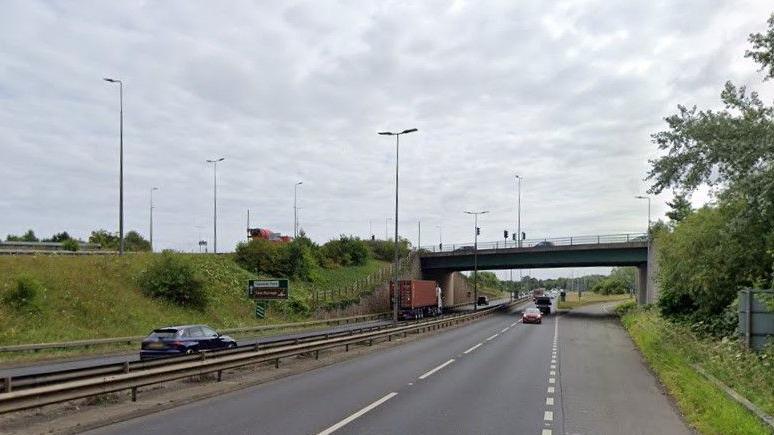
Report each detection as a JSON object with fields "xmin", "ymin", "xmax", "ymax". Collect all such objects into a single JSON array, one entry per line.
[
  {"xmin": 557, "ymin": 291, "xmax": 632, "ymax": 310},
  {"xmin": 621, "ymin": 308, "xmax": 773, "ymax": 434},
  {"xmin": 0, "ymin": 254, "xmax": 389, "ymax": 354}
]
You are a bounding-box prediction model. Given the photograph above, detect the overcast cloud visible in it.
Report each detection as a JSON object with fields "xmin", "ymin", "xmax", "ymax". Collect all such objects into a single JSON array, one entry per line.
[{"xmin": 1, "ymin": 0, "xmax": 771, "ymax": 278}]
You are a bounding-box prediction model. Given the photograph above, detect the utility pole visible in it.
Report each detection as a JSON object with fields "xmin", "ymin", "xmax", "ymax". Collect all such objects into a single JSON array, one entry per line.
[
  {"xmin": 378, "ymin": 128, "xmax": 418, "ymax": 323},
  {"xmin": 417, "ymin": 220, "xmax": 421, "ymax": 250},
  {"xmin": 206, "ymin": 158, "xmax": 225, "ymax": 253},
  {"xmin": 103, "ymin": 77, "xmax": 124, "ymax": 255},
  {"xmin": 465, "ymin": 210, "xmax": 489, "ymax": 310},
  {"xmin": 149, "ymin": 187, "xmax": 158, "ymax": 252},
  {"xmin": 516, "ymin": 174, "xmax": 522, "ymax": 247}
]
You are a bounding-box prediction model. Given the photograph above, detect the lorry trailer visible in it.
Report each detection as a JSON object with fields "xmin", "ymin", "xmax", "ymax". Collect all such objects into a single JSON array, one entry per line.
[{"xmin": 390, "ymin": 279, "xmax": 442, "ymax": 320}]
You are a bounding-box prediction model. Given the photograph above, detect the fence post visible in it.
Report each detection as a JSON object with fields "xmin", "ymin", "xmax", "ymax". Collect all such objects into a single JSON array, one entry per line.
[{"xmin": 745, "ymin": 290, "xmax": 752, "ymax": 348}]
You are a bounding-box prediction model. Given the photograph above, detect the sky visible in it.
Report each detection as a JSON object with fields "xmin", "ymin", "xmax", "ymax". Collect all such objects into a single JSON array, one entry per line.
[{"xmin": 1, "ymin": 0, "xmax": 771, "ymax": 279}]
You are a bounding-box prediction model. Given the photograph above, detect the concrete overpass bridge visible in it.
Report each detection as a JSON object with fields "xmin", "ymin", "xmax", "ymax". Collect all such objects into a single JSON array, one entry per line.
[{"xmin": 419, "ymin": 233, "xmax": 657, "ymax": 306}]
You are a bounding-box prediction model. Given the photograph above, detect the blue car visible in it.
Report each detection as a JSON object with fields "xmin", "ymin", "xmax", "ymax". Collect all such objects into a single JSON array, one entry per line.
[{"xmin": 140, "ymin": 324, "xmax": 237, "ymax": 360}]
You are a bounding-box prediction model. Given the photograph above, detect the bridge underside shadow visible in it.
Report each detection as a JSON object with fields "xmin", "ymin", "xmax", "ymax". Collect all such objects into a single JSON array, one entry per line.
[{"xmin": 420, "ymin": 242, "xmax": 658, "ymax": 304}]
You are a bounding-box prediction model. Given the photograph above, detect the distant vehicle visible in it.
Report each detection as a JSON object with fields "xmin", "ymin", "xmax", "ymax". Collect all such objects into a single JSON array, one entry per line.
[
  {"xmin": 390, "ymin": 280, "xmax": 442, "ymax": 320},
  {"xmin": 535, "ymin": 296, "xmax": 552, "ymax": 315},
  {"xmin": 532, "ymin": 288, "xmax": 545, "ymax": 301},
  {"xmin": 140, "ymin": 325, "xmax": 237, "ymax": 360},
  {"xmin": 533, "ymin": 240, "xmax": 555, "ymax": 248},
  {"xmin": 477, "ymin": 295, "xmax": 489, "ymax": 306},
  {"xmin": 453, "ymin": 246, "xmax": 476, "ymax": 253},
  {"xmin": 247, "ymin": 227, "xmax": 292, "ymax": 243},
  {"xmin": 522, "ymin": 307, "xmax": 543, "ymax": 324}
]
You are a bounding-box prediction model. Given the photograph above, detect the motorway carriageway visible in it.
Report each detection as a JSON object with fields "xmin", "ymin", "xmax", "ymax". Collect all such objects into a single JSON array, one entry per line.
[
  {"xmin": 86, "ymin": 301, "xmax": 691, "ymax": 435},
  {"xmin": 0, "ymin": 300, "xmax": 507, "ymax": 379}
]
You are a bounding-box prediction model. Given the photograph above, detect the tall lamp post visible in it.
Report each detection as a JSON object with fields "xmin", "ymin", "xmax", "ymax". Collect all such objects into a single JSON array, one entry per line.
[
  {"xmin": 207, "ymin": 158, "xmax": 225, "ymax": 253},
  {"xmin": 635, "ymin": 195, "xmax": 652, "ymax": 230},
  {"xmin": 103, "ymin": 77, "xmax": 124, "ymax": 255},
  {"xmin": 294, "ymin": 181, "xmax": 303, "ymax": 237},
  {"xmin": 378, "ymin": 128, "xmax": 418, "ymax": 323},
  {"xmin": 149, "ymin": 187, "xmax": 158, "ymax": 252},
  {"xmin": 436, "ymin": 224, "xmax": 442, "ymax": 251},
  {"xmin": 515, "ymin": 174, "xmax": 522, "ymax": 247},
  {"xmin": 465, "ymin": 210, "xmax": 489, "ymax": 310}
]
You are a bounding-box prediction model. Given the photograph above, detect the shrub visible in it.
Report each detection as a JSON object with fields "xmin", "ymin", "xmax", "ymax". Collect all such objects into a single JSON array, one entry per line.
[
  {"xmin": 320, "ymin": 236, "xmax": 371, "ymax": 267},
  {"xmin": 365, "ymin": 238, "xmax": 410, "ymax": 262},
  {"xmin": 234, "ymin": 239, "xmax": 284, "ymax": 276},
  {"xmin": 615, "ymin": 300, "xmax": 638, "ymax": 317},
  {"xmin": 138, "ymin": 251, "xmax": 207, "ymax": 309},
  {"xmin": 61, "ymin": 239, "xmax": 79, "ymax": 252},
  {"xmin": 4, "ymin": 274, "xmax": 44, "ymax": 311}
]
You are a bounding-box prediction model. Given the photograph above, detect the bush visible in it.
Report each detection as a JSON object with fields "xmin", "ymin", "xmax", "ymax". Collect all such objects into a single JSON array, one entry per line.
[
  {"xmin": 234, "ymin": 239, "xmax": 284, "ymax": 276},
  {"xmin": 61, "ymin": 239, "xmax": 79, "ymax": 252},
  {"xmin": 365, "ymin": 238, "xmax": 410, "ymax": 262},
  {"xmin": 592, "ymin": 277, "xmax": 629, "ymax": 295},
  {"xmin": 615, "ymin": 300, "xmax": 638, "ymax": 317},
  {"xmin": 4, "ymin": 274, "xmax": 44, "ymax": 311},
  {"xmin": 235, "ymin": 238, "xmax": 323, "ymax": 281},
  {"xmin": 138, "ymin": 251, "xmax": 207, "ymax": 309},
  {"xmin": 320, "ymin": 236, "xmax": 371, "ymax": 267}
]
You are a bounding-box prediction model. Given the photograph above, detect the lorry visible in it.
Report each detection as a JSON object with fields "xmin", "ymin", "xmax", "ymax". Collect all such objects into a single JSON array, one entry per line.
[
  {"xmin": 535, "ymin": 296, "xmax": 552, "ymax": 315},
  {"xmin": 390, "ymin": 280, "xmax": 442, "ymax": 320},
  {"xmin": 532, "ymin": 288, "xmax": 545, "ymax": 301}
]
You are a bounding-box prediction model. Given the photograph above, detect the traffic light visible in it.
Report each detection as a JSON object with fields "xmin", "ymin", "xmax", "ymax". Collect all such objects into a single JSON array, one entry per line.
[
  {"xmin": 503, "ymin": 230, "xmax": 509, "ymax": 239},
  {"xmin": 512, "ymin": 233, "xmax": 517, "ymax": 241},
  {"xmin": 476, "ymin": 227, "xmax": 480, "ymax": 236},
  {"xmin": 522, "ymin": 231, "xmax": 526, "ymax": 240}
]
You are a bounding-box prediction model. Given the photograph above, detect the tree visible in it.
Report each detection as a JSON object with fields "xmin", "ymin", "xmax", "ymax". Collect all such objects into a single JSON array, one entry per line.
[
  {"xmin": 665, "ymin": 193, "xmax": 693, "ymax": 224},
  {"xmin": 43, "ymin": 232, "xmax": 72, "ymax": 242},
  {"xmin": 89, "ymin": 230, "xmax": 119, "ymax": 250},
  {"xmin": 124, "ymin": 231, "xmax": 151, "ymax": 252},
  {"xmin": 746, "ymin": 14, "xmax": 774, "ymax": 80},
  {"xmin": 6, "ymin": 230, "xmax": 39, "ymax": 242}
]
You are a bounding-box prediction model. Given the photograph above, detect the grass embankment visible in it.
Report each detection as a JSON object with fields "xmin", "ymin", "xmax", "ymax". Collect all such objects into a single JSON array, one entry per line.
[
  {"xmin": 0, "ymin": 254, "xmax": 388, "ymax": 361},
  {"xmin": 557, "ymin": 291, "xmax": 632, "ymax": 310},
  {"xmin": 620, "ymin": 306, "xmax": 773, "ymax": 434}
]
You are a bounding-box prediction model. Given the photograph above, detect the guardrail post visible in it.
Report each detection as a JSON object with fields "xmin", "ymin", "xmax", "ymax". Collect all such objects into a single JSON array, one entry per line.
[
  {"xmin": 345, "ymin": 344, "xmax": 349, "ymax": 352},
  {"xmin": 217, "ymin": 370, "xmax": 223, "ymax": 382},
  {"xmin": 123, "ymin": 362, "xmax": 130, "ymax": 373},
  {"xmin": 275, "ymin": 358, "xmax": 280, "ymax": 368},
  {"xmin": 131, "ymin": 387, "xmax": 137, "ymax": 402},
  {"xmin": 315, "ymin": 350, "xmax": 319, "ymax": 360},
  {"xmin": 3, "ymin": 377, "xmax": 10, "ymax": 393}
]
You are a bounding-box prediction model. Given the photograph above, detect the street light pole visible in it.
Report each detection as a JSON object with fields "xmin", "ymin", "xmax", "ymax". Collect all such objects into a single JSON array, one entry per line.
[
  {"xmin": 436, "ymin": 224, "xmax": 442, "ymax": 251},
  {"xmin": 515, "ymin": 174, "xmax": 522, "ymax": 248},
  {"xmin": 103, "ymin": 78, "xmax": 124, "ymax": 255},
  {"xmin": 378, "ymin": 128, "xmax": 418, "ymax": 323},
  {"xmin": 465, "ymin": 210, "xmax": 489, "ymax": 311},
  {"xmin": 149, "ymin": 187, "xmax": 158, "ymax": 252},
  {"xmin": 635, "ymin": 195, "xmax": 652, "ymax": 230},
  {"xmin": 207, "ymin": 158, "xmax": 225, "ymax": 253},
  {"xmin": 294, "ymin": 181, "xmax": 303, "ymax": 237}
]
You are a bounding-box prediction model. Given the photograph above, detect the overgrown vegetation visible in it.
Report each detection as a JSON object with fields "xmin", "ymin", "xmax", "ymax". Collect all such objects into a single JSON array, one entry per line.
[
  {"xmin": 648, "ymin": 14, "xmax": 774, "ymax": 338},
  {"xmin": 557, "ymin": 291, "xmax": 631, "ymax": 310},
  {"xmin": 621, "ymin": 307, "xmax": 773, "ymax": 434},
  {"xmin": 590, "ymin": 267, "xmax": 635, "ymax": 295},
  {"xmin": 138, "ymin": 251, "xmax": 207, "ymax": 309},
  {"xmin": 2, "ymin": 274, "xmax": 45, "ymax": 312}
]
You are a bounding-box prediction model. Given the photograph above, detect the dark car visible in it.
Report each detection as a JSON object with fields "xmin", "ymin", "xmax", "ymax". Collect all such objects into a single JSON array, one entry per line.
[
  {"xmin": 454, "ymin": 246, "xmax": 476, "ymax": 253},
  {"xmin": 522, "ymin": 307, "xmax": 543, "ymax": 324},
  {"xmin": 533, "ymin": 240, "xmax": 555, "ymax": 248},
  {"xmin": 477, "ymin": 295, "xmax": 489, "ymax": 306},
  {"xmin": 140, "ymin": 324, "xmax": 237, "ymax": 360}
]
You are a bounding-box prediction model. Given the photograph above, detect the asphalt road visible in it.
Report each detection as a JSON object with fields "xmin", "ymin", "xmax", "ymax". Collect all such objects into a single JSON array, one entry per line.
[
  {"xmin": 85, "ymin": 299, "xmax": 690, "ymax": 435},
  {"xmin": 0, "ymin": 319, "xmax": 393, "ymax": 379}
]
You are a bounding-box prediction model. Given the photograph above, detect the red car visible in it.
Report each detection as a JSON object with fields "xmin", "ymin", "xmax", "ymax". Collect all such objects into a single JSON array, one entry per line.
[{"xmin": 522, "ymin": 307, "xmax": 543, "ymax": 324}]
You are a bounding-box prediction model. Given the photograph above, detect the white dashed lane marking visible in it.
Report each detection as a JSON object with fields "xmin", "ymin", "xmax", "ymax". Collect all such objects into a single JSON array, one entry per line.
[
  {"xmin": 485, "ymin": 333, "xmax": 499, "ymax": 341},
  {"xmin": 418, "ymin": 359, "xmax": 455, "ymax": 380},
  {"xmin": 317, "ymin": 392, "xmax": 398, "ymax": 435},
  {"xmin": 463, "ymin": 343, "xmax": 482, "ymax": 354}
]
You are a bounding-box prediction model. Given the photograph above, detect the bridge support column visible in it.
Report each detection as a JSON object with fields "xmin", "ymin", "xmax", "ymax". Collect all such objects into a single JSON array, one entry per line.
[
  {"xmin": 636, "ymin": 265, "xmax": 648, "ymax": 305},
  {"xmin": 422, "ymin": 270, "xmax": 454, "ymax": 306}
]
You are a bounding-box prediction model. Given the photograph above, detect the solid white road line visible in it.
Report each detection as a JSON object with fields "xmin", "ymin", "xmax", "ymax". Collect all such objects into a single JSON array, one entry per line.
[
  {"xmin": 501, "ymin": 327, "xmax": 509, "ymax": 333},
  {"xmin": 317, "ymin": 392, "xmax": 398, "ymax": 435},
  {"xmin": 463, "ymin": 343, "xmax": 483, "ymax": 354},
  {"xmin": 486, "ymin": 333, "xmax": 499, "ymax": 341},
  {"xmin": 510, "ymin": 322, "xmax": 518, "ymax": 327},
  {"xmin": 419, "ymin": 359, "xmax": 455, "ymax": 379}
]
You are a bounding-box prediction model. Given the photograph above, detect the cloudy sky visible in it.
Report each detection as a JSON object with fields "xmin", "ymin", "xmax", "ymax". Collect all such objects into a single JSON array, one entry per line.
[{"xmin": 1, "ymin": 0, "xmax": 771, "ymax": 278}]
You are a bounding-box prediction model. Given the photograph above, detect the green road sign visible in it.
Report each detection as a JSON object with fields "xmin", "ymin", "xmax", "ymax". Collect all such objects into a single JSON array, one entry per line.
[
  {"xmin": 255, "ymin": 301, "xmax": 267, "ymax": 319},
  {"xmin": 247, "ymin": 279, "xmax": 289, "ymax": 300}
]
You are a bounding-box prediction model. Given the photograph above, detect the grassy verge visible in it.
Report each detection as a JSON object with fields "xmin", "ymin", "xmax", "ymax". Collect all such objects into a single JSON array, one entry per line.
[
  {"xmin": 557, "ymin": 291, "xmax": 632, "ymax": 310},
  {"xmin": 0, "ymin": 254, "xmax": 389, "ymax": 362},
  {"xmin": 620, "ymin": 307, "xmax": 773, "ymax": 434}
]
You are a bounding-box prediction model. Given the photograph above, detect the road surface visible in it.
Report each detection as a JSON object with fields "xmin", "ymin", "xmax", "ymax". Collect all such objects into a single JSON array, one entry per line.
[{"xmin": 86, "ymin": 301, "xmax": 689, "ymax": 435}]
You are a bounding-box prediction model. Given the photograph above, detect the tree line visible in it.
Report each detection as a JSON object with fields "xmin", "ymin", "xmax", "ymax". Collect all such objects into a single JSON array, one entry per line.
[{"xmin": 4, "ymin": 229, "xmax": 151, "ymax": 252}]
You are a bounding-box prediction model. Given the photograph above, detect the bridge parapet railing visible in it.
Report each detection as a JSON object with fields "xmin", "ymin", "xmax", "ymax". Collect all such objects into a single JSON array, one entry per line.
[{"xmin": 420, "ymin": 233, "xmax": 648, "ymax": 253}]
